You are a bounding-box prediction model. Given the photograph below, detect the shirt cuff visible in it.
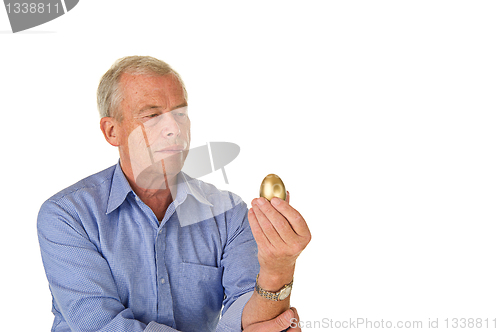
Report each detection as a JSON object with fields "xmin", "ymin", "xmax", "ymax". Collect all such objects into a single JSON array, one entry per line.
[
  {"xmin": 144, "ymin": 321, "xmax": 180, "ymax": 332},
  {"xmin": 216, "ymin": 291, "xmax": 253, "ymax": 332}
]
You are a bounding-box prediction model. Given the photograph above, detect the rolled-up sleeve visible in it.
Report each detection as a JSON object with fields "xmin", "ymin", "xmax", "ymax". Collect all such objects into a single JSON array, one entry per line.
[{"xmin": 216, "ymin": 292, "xmax": 253, "ymax": 332}]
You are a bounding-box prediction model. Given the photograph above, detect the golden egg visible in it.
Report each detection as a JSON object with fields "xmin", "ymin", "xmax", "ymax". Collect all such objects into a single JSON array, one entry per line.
[{"xmin": 259, "ymin": 174, "xmax": 286, "ymax": 201}]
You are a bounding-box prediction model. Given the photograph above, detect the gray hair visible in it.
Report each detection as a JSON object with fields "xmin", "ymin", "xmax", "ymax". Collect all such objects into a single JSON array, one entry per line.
[{"xmin": 97, "ymin": 55, "xmax": 187, "ymax": 120}]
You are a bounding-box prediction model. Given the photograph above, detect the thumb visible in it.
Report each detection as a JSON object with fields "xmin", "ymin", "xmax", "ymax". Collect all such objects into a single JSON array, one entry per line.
[
  {"xmin": 271, "ymin": 308, "xmax": 294, "ymax": 331},
  {"xmin": 242, "ymin": 309, "xmax": 294, "ymax": 332}
]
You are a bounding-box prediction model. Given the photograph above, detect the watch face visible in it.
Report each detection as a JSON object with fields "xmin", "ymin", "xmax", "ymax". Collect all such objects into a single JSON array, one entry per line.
[{"xmin": 278, "ymin": 287, "xmax": 292, "ymax": 300}]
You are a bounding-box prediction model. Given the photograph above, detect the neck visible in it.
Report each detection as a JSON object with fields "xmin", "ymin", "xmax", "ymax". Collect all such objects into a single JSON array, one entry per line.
[{"xmin": 120, "ymin": 159, "xmax": 179, "ymax": 222}]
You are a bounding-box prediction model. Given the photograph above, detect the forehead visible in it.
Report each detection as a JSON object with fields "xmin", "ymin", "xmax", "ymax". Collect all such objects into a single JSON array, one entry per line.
[{"xmin": 119, "ymin": 73, "xmax": 186, "ymax": 112}]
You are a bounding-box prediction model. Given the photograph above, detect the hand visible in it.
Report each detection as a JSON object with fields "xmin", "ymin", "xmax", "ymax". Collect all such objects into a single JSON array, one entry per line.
[
  {"xmin": 248, "ymin": 192, "xmax": 311, "ymax": 285},
  {"xmin": 242, "ymin": 307, "xmax": 302, "ymax": 332}
]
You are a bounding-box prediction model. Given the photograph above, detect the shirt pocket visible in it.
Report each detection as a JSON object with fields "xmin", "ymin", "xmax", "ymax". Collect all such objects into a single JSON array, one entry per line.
[{"xmin": 174, "ymin": 262, "xmax": 225, "ymax": 329}]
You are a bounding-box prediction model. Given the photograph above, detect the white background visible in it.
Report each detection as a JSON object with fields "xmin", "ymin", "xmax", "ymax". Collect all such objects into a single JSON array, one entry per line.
[{"xmin": 1, "ymin": 1, "xmax": 499, "ymax": 331}]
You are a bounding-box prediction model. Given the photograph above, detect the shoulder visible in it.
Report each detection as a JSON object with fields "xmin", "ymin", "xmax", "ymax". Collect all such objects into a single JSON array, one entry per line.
[
  {"xmin": 180, "ymin": 174, "xmax": 252, "ymax": 245},
  {"xmin": 46, "ymin": 165, "xmax": 116, "ymax": 204},
  {"xmin": 38, "ymin": 165, "xmax": 116, "ymax": 223},
  {"xmin": 182, "ymin": 172, "xmax": 245, "ymax": 208},
  {"xmin": 180, "ymin": 172, "xmax": 248, "ymax": 221}
]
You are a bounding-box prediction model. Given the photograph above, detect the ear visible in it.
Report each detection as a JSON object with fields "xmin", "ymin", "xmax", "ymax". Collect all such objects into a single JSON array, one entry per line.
[{"xmin": 100, "ymin": 117, "xmax": 120, "ymax": 147}]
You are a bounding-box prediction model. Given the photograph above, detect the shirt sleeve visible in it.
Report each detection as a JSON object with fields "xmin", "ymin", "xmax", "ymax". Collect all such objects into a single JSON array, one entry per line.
[
  {"xmin": 216, "ymin": 196, "xmax": 260, "ymax": 331},
  {"xmin": 37, "ymin": 199, "xmax": 175, "ymax": 332},
  {"xmin": 216, "ymin": 292, "xmax": 253, "ymax": 332}
]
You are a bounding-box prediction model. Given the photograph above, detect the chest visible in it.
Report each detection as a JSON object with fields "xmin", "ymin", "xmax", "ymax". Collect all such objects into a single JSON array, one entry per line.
[
  {"xmin": 100, "ymin": 208, "xmax": 225, "ymax": 270},
  {"xmin": 91, "ymin": 207, "xmax": 226, "ymax": 325}
]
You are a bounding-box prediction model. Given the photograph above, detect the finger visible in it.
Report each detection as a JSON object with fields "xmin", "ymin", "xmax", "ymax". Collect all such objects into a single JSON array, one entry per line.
[
  {"xmin": 291, "ymin": 307, "xmax": 300, "ymax": 321},
  {"xmin": 289, "ymin": 307, "xmax": 301, "ymax": 331},
  {"xmin": 251, "ymin": 202, "xmax": 285, "ymax": 247},
  {"xmin": 286, "ymin": 191, "xmax": 290, "ymax": 204},
  {"xmin": 248, "ymin": 208, "xmax": 272, "ymax": 249},
  {"xmin": 255, "ymin": 197, "xmax": 300, "ymax": 245},
  {"xmin": 242, "ymin": 308, "xmax": 294, "ymax": 332},
  {"xmin": 253, "ymin": 197, "xmax": 299, "ymax": 245},
  {"xmin": 270, "ymin": 197, "xmax": 310, "ymax": 238},
  {"xmin": 272, "ymin": 308, "xmax": 294, "ymax": 331}
]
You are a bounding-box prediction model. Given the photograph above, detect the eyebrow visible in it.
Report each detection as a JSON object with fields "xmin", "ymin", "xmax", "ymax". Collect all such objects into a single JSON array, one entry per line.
[{"xmin": 137, "ymin": 102, "xmax": 188, "ymax": 115}]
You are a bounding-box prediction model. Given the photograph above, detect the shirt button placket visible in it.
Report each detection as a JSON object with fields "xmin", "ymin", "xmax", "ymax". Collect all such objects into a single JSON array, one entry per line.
[{"xmin": 155, "ymin": 225, "xmax": 175, "ymax": 327}]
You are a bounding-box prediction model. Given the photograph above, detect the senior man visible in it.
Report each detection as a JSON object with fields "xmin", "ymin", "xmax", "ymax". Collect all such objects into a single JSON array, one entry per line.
[{"xmin": 37, "ymin": 56, "xmax": 311, "ymax": 332}]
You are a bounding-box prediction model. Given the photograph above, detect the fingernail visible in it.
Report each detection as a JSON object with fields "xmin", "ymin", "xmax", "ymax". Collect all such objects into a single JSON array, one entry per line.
[
  {"xmin": 271, "ymin": 197, "xmax": 281, "ymax": 206},
  {"xmin": 257, "ymin": 198, "xmax": 265, "ymax": 206}
]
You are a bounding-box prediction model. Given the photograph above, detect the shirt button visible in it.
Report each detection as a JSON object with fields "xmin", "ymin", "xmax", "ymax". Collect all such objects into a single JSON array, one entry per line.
[
  {"xmin": 158, "ymin": 229, "xmax": 163, "ymax": 234},
  {"xmin": 160, "ymin": 278, "xmax": 166, "ymax": 284}
]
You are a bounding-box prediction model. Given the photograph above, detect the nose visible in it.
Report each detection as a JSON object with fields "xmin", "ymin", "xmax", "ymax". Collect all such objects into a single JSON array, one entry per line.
[{"xmin": 158, "ymin": 112, "xmax": 181, "ymax": 138}]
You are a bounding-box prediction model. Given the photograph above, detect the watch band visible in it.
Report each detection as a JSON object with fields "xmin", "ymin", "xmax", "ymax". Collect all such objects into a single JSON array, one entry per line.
[{"xmin": 255, "ymin": 274, "xmax": 293, "ymax": 301}]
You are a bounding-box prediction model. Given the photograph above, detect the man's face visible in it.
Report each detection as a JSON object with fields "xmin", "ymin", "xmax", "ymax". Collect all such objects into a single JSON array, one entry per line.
[{"xmin": 116, "ymin": 73, "xmax": 190, "ymax": 188}]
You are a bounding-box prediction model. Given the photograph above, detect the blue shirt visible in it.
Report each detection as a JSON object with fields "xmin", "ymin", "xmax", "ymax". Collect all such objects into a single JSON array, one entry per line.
[{"xmin": 37, "ymin": 162, "xmax": 259, "ymax": 332}]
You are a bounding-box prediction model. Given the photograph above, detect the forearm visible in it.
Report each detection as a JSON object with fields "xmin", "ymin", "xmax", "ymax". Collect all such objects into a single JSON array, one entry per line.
[
  {"xmin": 244, "ymin": 193, "xmax": 311, "ymax": 330},
  {"xmin": 241, "ymin": 266, "xmax": 294, "ymax": 329}
]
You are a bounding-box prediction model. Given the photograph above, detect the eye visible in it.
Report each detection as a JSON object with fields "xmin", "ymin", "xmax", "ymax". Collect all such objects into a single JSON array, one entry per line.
[
  {"xmin": 172, "ymin": 107, "xmax": 188, "ymax": 120},
  {"xmin": 140, "ymin": 113, "xmax": 161, "ymax": 126}
]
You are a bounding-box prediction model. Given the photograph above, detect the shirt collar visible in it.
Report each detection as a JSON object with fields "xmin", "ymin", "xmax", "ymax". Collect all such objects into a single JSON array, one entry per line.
[
  {"xmin": 175, "ymin": 171, "xmax": 213, "ymax": 208},
  {"xmin": 106, "ymin": 161, "xmax": 213, "ymax": 215},
  {"xmin": 174, "ymin": 172, "xmax": 215, "ymax": 227},
  {"xmin": 106, "ymin": 161, "xmax": 134, "ymax": 214}
]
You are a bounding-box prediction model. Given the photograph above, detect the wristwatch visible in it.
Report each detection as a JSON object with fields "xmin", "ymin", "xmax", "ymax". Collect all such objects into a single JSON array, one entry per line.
[{"xmin": 255, "ymin": 274, "xmax": 293, "ymax": 301}]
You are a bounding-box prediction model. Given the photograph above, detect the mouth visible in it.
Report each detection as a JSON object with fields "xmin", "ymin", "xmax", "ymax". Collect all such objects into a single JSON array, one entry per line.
[{"xmin": 155, "ymin": 145, "xmax": 185, "ymax": 154}]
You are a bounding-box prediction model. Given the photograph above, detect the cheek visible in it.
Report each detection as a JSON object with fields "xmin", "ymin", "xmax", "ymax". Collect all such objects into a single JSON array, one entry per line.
[
  {"xmin": 142, "ymin": 127, "xmax": 161, "ymax": 146},
  {"xmin": 184, "ymin": 121, "xmax": 191, "ymax": 142},
  {"xmin": 127, "ymin": 126, "xmax": 150, "ymax": 153},
  {"xmin": 116, "ymin": 125, "xmax": 131, "ymax": 147}
]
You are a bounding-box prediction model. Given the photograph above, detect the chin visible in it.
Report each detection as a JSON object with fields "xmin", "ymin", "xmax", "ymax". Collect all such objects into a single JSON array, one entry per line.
[{"xmin": 159, "ymin": 153, "xmax": 185, "ymax": 174}]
